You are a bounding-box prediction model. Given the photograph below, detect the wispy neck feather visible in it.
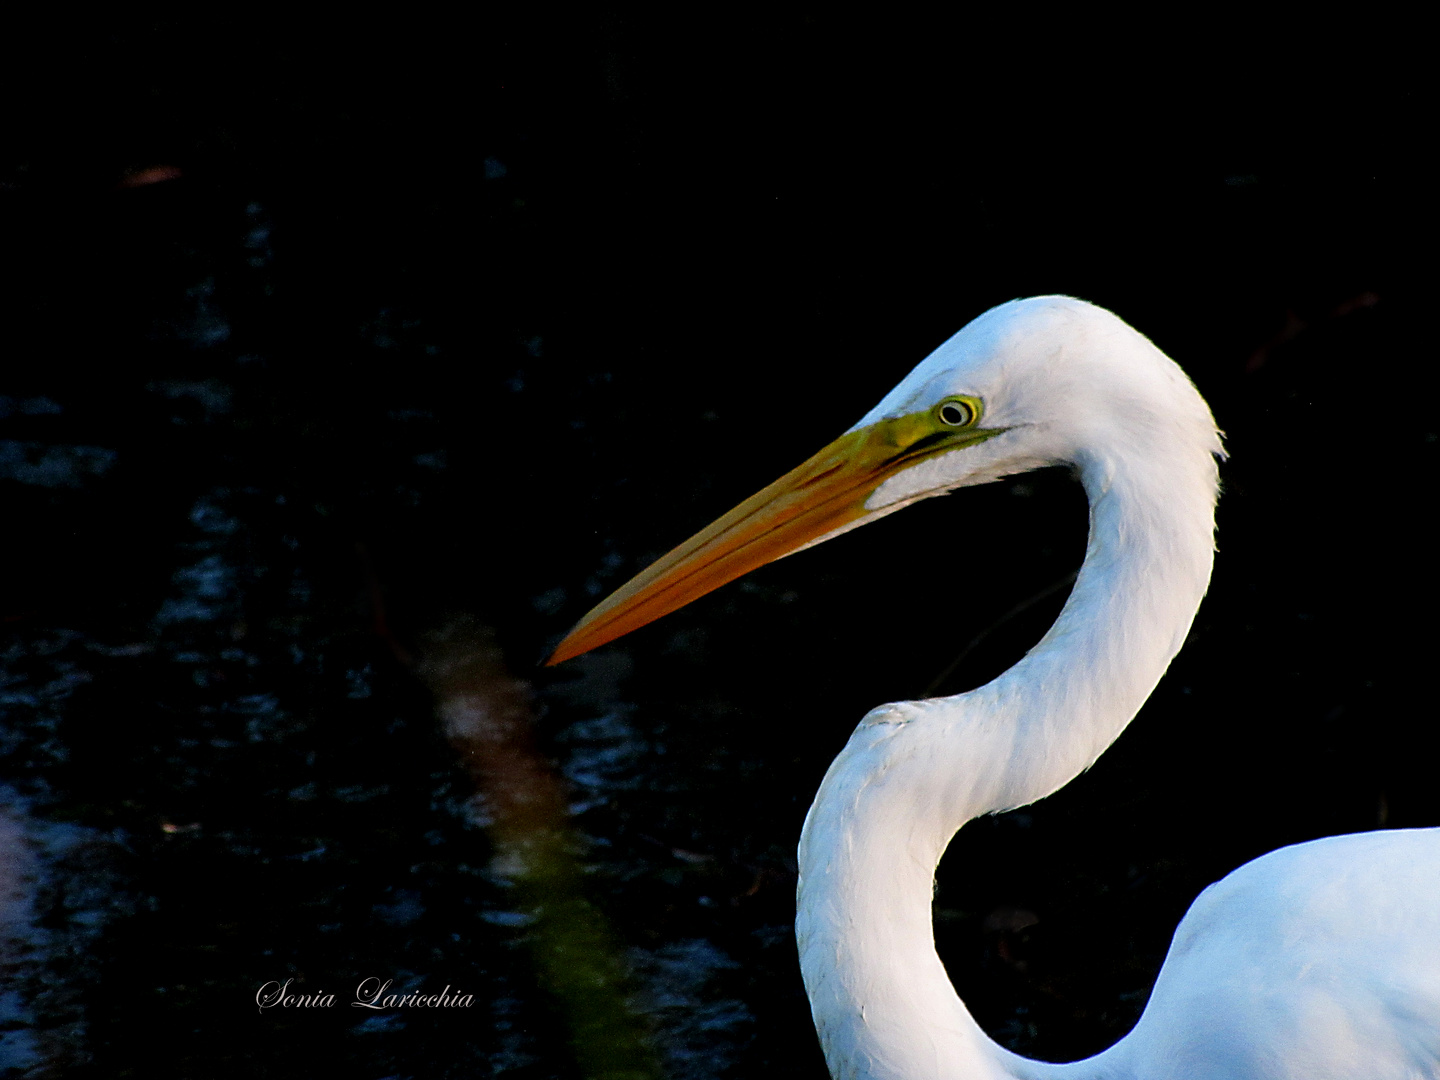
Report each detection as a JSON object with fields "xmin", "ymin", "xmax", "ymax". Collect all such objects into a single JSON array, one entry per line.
[{"xmin": 796, "ymin": 390, "xmax": 1220, "ymax": 1079}]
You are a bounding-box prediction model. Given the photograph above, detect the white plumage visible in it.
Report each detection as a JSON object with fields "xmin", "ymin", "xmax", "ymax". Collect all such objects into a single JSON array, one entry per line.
[{"xmin": 552, "ymin": 296, "xmax": 1440, "ymax": 1079}]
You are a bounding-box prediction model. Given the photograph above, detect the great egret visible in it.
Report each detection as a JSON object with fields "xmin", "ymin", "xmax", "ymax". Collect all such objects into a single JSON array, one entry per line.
[{"xmin": 548, "ymin": 297, "xmax": 1440, "ymax": 1079}]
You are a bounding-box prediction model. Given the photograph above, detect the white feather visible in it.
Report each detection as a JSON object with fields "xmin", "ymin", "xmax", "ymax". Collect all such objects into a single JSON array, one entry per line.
[{"xmin": 797, "ymin": 297, "xmax": 1440, "ymax": 1079}]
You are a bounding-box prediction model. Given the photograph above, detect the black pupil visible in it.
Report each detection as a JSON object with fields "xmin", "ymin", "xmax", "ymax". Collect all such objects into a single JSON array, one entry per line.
[{"xmin": 941, "ymin": 402, "xmax": 970, "ymax": 425}]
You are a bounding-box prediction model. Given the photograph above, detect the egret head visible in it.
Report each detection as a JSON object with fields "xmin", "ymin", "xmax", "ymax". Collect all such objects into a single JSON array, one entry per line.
[{"xmin": 547, "ymin": 296, "xmax": 1219, "ymax": 665}]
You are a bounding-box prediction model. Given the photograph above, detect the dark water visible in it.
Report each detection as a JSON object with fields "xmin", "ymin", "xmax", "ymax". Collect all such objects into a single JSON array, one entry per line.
[{"xmin": 1, "ymin": 13, "xmax": 1432, "ymax": 1079}]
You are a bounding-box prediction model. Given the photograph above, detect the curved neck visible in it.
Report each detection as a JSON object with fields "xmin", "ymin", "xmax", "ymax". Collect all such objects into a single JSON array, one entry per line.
[{"xmin": 796, "ymin": 441, "xmax": 1218, "ymax": 1080}]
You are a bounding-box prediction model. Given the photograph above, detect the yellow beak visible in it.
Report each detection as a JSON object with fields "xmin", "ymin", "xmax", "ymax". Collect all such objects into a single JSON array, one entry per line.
[{"xmin": 546, "ymin": 409, "xmax": 997, "ymax": 666}]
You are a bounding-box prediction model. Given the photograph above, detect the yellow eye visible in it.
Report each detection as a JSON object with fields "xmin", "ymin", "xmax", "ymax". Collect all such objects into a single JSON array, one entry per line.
[{"xmin": 936, "ymin": 398, "xmax": 978, "ymax": 427}]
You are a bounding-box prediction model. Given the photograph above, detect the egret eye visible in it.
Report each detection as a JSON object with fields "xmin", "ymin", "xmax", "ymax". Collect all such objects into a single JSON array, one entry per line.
[{"xmin": 937, "ymin": 400, "xmax": 975, "ymax": 427}]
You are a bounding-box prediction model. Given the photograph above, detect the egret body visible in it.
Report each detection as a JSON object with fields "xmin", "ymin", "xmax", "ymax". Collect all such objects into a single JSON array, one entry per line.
[{"xmin": 549, "ymin": 297, "xmax": 1440, "ymax": 1079}]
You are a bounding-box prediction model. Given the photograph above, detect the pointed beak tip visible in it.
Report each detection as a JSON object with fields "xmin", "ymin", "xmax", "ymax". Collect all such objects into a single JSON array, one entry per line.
[
  {"xmin": 543, "ymin": 639, "xmax": 578, "ymax": 667},
  {"xmin": 545, "ymin": 619, "xmax": 606, "ymax": 667}
]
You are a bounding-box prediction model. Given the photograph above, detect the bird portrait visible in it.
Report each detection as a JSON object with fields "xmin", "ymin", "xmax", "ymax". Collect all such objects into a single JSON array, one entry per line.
[{"xmin": 548, "ymin": 297, "xmax": 1440, "ymax": 1078}]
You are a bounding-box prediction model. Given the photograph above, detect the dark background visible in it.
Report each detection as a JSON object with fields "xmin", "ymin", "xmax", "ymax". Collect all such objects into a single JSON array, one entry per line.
[{"xmin": 0, "ymin": 10, "xmax": 1432, "ymax": 1079}]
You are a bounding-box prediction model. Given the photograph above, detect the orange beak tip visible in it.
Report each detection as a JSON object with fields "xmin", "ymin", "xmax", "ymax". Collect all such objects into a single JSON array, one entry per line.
[{"xmin": 542, "ymin": 640, "xmax": 576, "ymax": 668}]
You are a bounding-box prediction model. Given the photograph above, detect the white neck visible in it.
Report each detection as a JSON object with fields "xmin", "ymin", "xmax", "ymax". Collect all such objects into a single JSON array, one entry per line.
[{"xmin": 796, "ymin": 431, "xmax": 1219, "ymax": 1079}]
